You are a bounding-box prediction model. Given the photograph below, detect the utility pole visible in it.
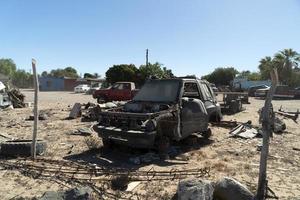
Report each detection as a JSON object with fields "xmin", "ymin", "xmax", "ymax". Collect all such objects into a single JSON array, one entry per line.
[
  {"xmin": 146, "ymin": 49, "xmax": 149, "ymax": 67},
  {"xmin": 31, "ymin": 59, "xmax": 39, "ymax": 160}
]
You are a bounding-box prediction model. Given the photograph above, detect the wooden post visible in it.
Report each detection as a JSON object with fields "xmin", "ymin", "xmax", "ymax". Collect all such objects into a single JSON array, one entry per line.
[
  {"xmin": 256, "ymin": 68, "xmax": 278, "ymax": 199},
  {"xmin": 31, "ymin": 59, "xmax": 39, "ymax": 159}
]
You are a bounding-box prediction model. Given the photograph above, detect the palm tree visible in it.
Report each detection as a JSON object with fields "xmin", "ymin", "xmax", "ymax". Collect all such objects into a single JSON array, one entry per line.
[
  {"xmin": 258, "ymin": 56, "xmax": 273, "ymax": 80},
  {"xmin": 273, "ymin": 48, "xmax": 299, "ymax": 85}
]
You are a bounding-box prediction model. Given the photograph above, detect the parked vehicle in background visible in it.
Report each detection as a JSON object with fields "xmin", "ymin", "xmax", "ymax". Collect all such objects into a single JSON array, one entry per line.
[
  {"xmin": 210, "ymin": 83, "xmax": 218, "ymax": 93},
  {"xmin": 86, "ymin": 83, "xmax": 103, "ymax": 95},
  {"xmin": 274, "ymin": 85, "xmax": 295, "ymax": 98},
  {"xmin": 254, "ymin": 87, "xmax": 269, "ymax": 97},
  {"xmin": 94, "ymin": 78, "xmax": 222, "ymax": 149},
  {"xmin": 93, "ymin": 82, "xmax": 138, "ymax": 103},
  {"xmin": 255, "ymin": 85, "xmax": 296, "ymax": 99},
  {"xmin": 248, "ymin": 85, "xmax": 269, "ymax": 97},
  {"xmin": 74, "ymin": 84, "xmax": 90, "ymax": 93}
]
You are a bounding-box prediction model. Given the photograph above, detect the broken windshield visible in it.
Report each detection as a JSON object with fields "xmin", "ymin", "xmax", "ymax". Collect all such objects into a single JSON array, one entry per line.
[{"xmin": 133, "ymin": 80, "xmax": 180, "ymax": 102}]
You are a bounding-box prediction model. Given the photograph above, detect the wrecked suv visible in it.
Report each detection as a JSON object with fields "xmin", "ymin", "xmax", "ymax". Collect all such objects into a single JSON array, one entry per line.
[{"xmin": 94, "ymin": 78, "xmax": 222, "ymax": 149}]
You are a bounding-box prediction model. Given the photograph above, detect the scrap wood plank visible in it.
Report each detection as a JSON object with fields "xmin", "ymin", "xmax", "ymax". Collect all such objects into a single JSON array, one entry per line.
[{"xmin": 69, "ymin": 103, "xmax": 82, "ymax": 119}]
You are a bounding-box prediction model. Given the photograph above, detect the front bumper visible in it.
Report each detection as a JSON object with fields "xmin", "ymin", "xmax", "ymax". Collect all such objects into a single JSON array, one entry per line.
[{"xmin": 96, "ymin": 125, "xmax": 157, "ymax": 148}]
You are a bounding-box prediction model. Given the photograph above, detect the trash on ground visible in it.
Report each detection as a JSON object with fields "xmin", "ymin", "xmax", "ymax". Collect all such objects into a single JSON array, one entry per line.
[
  {"xmin": 273, "ymin": 117, "xmax": 286, "ymax": 133},
  {"xmin": 38, "ymin": 186, "xmax": 93, "ymax": 200},
  {"xmin": 229, "ymin": 122, "xmax": 258, "ymax": 139},
  {"xmin": 0, "ymin": 139, "xmax": 47, "ymax": 157},
  {"xmin": 71, "ymin": 127, "xmax": 93, "ymax": 136},
  {"xmin": 68, "ymin": 103, "xmax": 82, "ymax": 119},
  {"xmin": 126, "ymin": 181, "xmax": 141, "ymax": 192},
  {"xmin": 7, "ymin": 88, "xmax": 26, "ymax": 108}
]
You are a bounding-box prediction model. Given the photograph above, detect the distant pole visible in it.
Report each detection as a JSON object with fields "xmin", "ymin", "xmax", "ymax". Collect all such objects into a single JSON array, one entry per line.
[
  {"xmin": 146, "ymin": 49, "xmax": 149, "ymax": 67},
  {"xmin": 31, "ymin": 59, "xmax": 39, "ymax": 160}
]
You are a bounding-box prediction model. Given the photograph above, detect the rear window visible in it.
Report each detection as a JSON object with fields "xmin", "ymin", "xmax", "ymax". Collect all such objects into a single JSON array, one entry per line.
[{"xmin": 133, "ymin": 80, "xmax": 180, "ymax": 102}]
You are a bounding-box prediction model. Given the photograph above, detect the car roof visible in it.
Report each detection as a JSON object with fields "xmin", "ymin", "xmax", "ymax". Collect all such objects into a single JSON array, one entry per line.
[{"xmin": 147, "ymin": 77, "xmax": 209, "ymax": 84}]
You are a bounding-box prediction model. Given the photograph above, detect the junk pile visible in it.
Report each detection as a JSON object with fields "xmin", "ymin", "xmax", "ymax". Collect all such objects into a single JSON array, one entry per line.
[
  {"xmin": 0, "ymin": 82, "xmax": 25, "ymax": 109},
  {"xmin": 229, "ymin": 121, "xmax": 258, "ymax": 139},
  {"xmin": 7, "ymin": 88, "xmax": 26, "ymax": 108},
  {"xmin": 68, "ymin": 101, "xmax": 126, "ymax": 121},
  {"xmin": 227, "ymin": 105, "xmax": 298, "ymax": 140},
  {"xmin": 276, "ymin": 105, "xmax": 299, "ymax": 122}
]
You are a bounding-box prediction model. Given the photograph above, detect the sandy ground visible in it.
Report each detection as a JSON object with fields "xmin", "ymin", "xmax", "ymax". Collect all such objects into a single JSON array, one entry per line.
[{"xmin": 0, "ymin": 90, "xmax": 299, "ymax": 199}]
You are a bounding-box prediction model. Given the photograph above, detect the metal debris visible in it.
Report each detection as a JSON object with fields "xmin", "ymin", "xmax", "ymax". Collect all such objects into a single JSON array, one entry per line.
[{"xmin": 229, "ymin": 121, "xmax": 258, "ymax": 139}]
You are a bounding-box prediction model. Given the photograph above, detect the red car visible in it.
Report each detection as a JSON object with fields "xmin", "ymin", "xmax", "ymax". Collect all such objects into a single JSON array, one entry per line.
[{"xmin": 93, "ymin": 82, "xmax": 139, "ymax": 103}]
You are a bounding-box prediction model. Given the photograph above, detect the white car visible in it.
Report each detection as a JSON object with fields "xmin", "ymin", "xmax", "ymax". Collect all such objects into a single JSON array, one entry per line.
[{"xmin": 74, "ymin": 84, "xmax": 90, "ymax": 93}]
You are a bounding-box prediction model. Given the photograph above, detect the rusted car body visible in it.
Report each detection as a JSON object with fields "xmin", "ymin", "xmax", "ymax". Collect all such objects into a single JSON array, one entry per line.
[{"xmin": 94, "ymin": 78, "xmax": 222, "ymax": 148}]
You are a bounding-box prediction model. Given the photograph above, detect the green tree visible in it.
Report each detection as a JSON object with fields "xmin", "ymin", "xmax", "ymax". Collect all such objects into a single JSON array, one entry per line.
[
  {"xmin": 258, "ymin": 49, "xmax": 300, "ymax": 86},
  {"xmin": 12, "ymin": 69, "xmax": 33, "ymax": 88},
  {"xmin": 273, "ymin": 49, "xmax": 299, "ymax": 85},
  {"xmin": 105, "ymin": 64, "xmax": 138, "ymax": 84},
  {"xmin": 48, "ymin": 67, "xmax": 79, "ymax": 78},
  {"xmin": 41, "ymin": 71, "xmax": 48, "ymax": 77},
  {"xmin": 83, "ymin": 73, "xmax": 96, "ymax": 79},
  {"xmin": 138, "ymin": 62, "xmax": 174, "ymax": 85},
  {"xmin": 237, "ymin": 70, "xmax": 261, "ymax": 81},
  {"xmin": 202, "ymin": 67, "xmax": 238, "ymax": 86},
  {"xmin": 0, "ymin": 58, "xmax": 16, "ymax": 76},
  {"xmin": 258, "ymin": 56, "xmax": 273, "ymax": 80}
]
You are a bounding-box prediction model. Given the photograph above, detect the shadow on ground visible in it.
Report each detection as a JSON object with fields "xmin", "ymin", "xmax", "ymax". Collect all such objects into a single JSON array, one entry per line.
[{"xmin": 63, "ymin": 135, "xmax": 214, "ymax": 170}]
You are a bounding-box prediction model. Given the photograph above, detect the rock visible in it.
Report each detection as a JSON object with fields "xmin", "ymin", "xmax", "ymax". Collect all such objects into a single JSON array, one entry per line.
[
  {"xmin": 177, "ymin": 178, "xmax": 214, "ymax": 200},
  {"xmin": 38, "ymin": 187, "xmax": 93, "ymax": 200},
  {"xmin": 69, "ymin": 103, "xmax": 82, "ymax": 119},
  {"xmin": 213, "ymin": 177, "xmax": 254, "ymax": 200},
  {"xmin": 273, "ymin": 117, "xmax": 286, "ymax": 133},
  {"xmin": 65, "ymin": 187, "xmax": 93, "ymax": 200},
  {"xmin": 38, "ymin": 191, "xmax": 65, "ymax": 200}
]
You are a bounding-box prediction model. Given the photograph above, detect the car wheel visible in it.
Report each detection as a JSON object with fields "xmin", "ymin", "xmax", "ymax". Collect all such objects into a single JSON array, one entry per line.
[
  {"xmin": 97, "ymin": 96, "xmax": 107, "ymax": 103},
  {"xmin": 202, "ymin": 128, "xmax": 212, "ymax": 139}
]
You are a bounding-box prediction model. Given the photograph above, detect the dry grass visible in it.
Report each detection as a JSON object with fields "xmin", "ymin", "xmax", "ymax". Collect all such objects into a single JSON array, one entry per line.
[
  {"xmin": 213, "ymin": 160, "xmax": 228, "ymax": 172},
  {"xmin": 84, "ymin": 135, "xmax": 101, "ymax": 150}
]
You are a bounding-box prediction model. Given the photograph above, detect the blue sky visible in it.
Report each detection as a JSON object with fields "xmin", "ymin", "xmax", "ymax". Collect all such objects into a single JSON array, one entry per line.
[{"xmin": 1, "ymin": 0, "xmax": 300, "ymax": 77}]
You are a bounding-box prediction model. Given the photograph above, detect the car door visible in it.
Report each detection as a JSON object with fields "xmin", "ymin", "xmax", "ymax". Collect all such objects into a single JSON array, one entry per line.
[
  {"xmin": 198, "ymin": 82, "xmax": 217, "ymax": 117},
  {"xmin": 119, "ymin": 83, "xmax": 132, "ymax": 100},
  {"xmin": 180, "ymin": 81, "xmax": 208, "ymax": 138},
  {"xmin": 109, "ymin": 83, "xmax": 122, "ymax": 100}
]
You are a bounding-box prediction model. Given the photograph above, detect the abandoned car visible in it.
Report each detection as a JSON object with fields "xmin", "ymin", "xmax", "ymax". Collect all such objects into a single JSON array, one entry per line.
[{"xmin": 94, "ymin": 78, "xmax": 222, "ymax": 149}]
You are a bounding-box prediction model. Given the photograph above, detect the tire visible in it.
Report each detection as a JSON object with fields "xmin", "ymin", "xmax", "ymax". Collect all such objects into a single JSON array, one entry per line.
[
  {"xmin": 0, "ymin": 140, "xmax": 47, "ymax": 157},
  {"xmin": 97, "ymin": 96, "xmax": 107, "ymax": 104},
  {"xmin": 202, "ymin": 128, "xmax": 212, "ymax": 139}
]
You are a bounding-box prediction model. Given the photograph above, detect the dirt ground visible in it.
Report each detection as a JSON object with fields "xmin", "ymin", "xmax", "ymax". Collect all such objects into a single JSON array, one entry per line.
[{"xmin": 0, "ymin": 90, "xmax": 299, "ymax": 199}]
